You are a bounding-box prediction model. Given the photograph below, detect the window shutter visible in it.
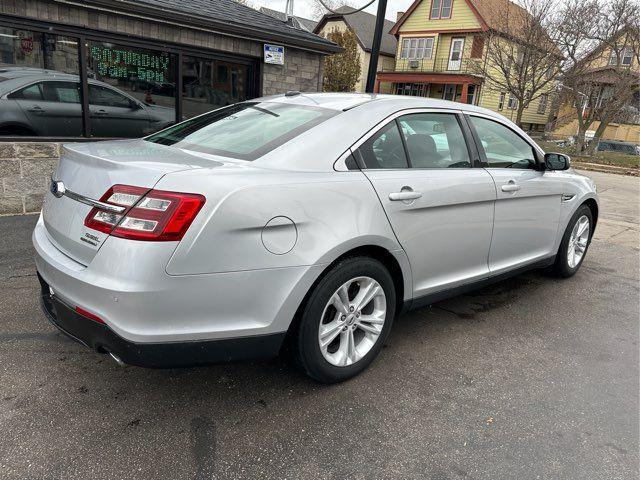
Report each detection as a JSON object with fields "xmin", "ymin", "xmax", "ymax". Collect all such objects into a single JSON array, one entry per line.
[{"xmin": 471, "ymin": 36, "xmax": 485, "ymax": 59}]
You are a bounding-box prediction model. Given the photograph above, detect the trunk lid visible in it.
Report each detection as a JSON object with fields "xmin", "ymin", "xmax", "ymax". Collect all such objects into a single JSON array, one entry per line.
[{"xmin": 42, "ymin": 139, "xmax": 222, "ymax": 265}]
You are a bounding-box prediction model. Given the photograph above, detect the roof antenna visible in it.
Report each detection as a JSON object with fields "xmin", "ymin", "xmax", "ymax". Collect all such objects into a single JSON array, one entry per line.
[{"xmin": 285, "ymin": 0, "xmax": 294, "ymax": 20}]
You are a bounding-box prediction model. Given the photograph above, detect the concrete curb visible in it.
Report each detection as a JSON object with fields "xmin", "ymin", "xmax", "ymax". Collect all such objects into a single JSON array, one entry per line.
[{"xmin": 573, "ymin": 161, "xmax": 639, "ymax": 176}]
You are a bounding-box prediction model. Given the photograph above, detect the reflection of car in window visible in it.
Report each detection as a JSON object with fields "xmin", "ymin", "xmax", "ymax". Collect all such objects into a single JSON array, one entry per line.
[{"xmin": 0, "ymin": 67, "xmax": 175, "ymax": 137}]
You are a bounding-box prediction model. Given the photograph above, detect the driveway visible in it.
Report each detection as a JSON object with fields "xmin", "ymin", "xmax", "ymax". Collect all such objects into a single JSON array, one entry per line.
[{"xmin": 0, "ymin": 170, "xmax": 638, "ymax": 480}]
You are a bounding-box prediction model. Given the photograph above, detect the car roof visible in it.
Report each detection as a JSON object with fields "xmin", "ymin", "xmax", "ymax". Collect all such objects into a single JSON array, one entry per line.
[
  {"xmin": 0, "ymin": 67, "xmax": 78, "ymax": 80},
  {"xmin": 258, "ymin": 92, "xmax": 499, "ymax": 117}
]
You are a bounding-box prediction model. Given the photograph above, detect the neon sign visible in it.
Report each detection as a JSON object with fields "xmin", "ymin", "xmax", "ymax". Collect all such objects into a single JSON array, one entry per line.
[{"xmin": 89, "ymin": 45, "xmax": 171, "ymax": 83}]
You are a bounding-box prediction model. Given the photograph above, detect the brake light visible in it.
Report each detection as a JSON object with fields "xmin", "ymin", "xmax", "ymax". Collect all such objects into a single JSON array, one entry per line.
[{"xmin": 84, "ymin": 184, "xmax": 205, "ymax": 241}]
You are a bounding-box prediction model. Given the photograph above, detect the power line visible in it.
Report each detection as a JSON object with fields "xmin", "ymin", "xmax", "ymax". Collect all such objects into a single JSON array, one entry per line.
[{"xmin": 315, "ymin": 0, "xmax": 378, "ymax": 15}]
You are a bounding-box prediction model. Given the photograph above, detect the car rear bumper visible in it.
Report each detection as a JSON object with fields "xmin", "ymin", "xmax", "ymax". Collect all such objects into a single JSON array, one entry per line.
[
  {"xmin": 38, "ymin": 273, "xmax": 286, "ymax": 367},
  {"xmin": 33, "ymin": 213, "xmax": 324, "ymax": 345}
]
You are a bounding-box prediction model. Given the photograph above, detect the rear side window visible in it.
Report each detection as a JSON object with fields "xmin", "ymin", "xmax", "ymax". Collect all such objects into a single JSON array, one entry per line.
[
  {"xmin": 146, "ymin": 102, "xmax": 337, "ymax": 161},
  {"xmin": 398, "ymin": 113, "xmax": 471, "ymax": 168},
  {"xmin": 42, "ymin": 82, "xmax": 81, "ymax": 104},
  {"xmin": 354, "ymin": 121, "xmax": 408, "ymax": 169},
  {"xmin": 8, "ymin": 83, "xmax": 43, "ymax": 100}
]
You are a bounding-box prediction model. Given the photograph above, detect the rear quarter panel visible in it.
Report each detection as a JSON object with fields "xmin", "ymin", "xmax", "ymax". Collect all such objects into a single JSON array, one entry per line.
[{"xmin": 158, "ymin": 168, "xmax": 407, "ymax": 278}]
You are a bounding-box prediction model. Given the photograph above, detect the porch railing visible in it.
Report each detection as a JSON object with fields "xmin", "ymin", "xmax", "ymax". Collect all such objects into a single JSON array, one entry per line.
[{"xmin": 383, "ymin": 58, "xmax": 484, "ymax": 75}]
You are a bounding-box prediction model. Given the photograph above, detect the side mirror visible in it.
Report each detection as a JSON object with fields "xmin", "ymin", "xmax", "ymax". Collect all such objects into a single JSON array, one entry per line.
[{"xmin": 545, "ymin": 152, "xmax": 571, "ymax": 171}]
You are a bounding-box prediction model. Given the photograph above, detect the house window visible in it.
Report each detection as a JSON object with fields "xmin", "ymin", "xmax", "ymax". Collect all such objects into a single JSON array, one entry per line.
[
  {"xmin": 470, "ymin": 36, "xmax": 484, "ymax": 59},
  {"xmin": 401, "ymin": 37, "xmax": 434, "ymax": 60},
  {"xmin": 395, "ymin": 82, "xmax": 429, "ymax": 97},
  {"xmin": 442, "ymin": 84, "xmax": 457, "ymax": 101},
  {"xmin": 507, "ymin": 93, "xmax": 518, "ymax": 109},
  {"xmin": 609, "ymin": 47, "xmax": 633, "ymax": 66},
  {"xmin": 537, "ymin": 94, "xmax": 548, "ymax": 114},
  {"xmin": 430, "ymin": 0, "xmax": 453, "ymax": 19},
  {"xmin": 498, "ymin": 92, "xmax": 505, "ymax": 110}
]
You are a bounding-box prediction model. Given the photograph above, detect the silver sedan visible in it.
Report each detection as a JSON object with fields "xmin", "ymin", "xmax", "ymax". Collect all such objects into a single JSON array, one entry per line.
[{"xmin": 34, "ymin": 93, "xmax": 598, "ymax": 383}]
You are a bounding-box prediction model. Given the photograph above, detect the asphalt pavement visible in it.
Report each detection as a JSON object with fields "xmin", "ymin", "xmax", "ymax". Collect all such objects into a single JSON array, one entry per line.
[{"xmin": 0, "ymin": 170, "xmax": 638, "ymax": 480}]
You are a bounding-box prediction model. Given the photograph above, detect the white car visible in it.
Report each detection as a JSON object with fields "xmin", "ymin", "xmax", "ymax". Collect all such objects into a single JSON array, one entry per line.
[{"xmin": 34, "ymin": 93, "xmax": 598, "ymax": 383}]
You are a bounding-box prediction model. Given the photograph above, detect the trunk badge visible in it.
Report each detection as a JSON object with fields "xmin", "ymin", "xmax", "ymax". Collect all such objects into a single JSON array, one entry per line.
[{"xmin": 50, "ymin": 179, "xmax": 66, "ymax": 198}]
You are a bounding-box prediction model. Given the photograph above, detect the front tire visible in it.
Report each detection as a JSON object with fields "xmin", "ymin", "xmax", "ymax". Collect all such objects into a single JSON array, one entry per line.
[
  {"xmin": 553, "ymin": 205, "xmax": 593, "ymax": 278},
  {"xmin": 295, "ymin": 257, "xmax": 396, "ymax": 383}
]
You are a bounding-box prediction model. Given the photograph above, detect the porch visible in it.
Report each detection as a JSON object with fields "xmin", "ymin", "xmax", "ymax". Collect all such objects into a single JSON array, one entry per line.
[{"xmin": 374, "ymin": 72, "xmax": 483, "ymax": 105}]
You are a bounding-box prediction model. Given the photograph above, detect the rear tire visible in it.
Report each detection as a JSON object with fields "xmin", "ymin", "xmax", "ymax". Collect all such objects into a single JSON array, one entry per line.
[
  {"xmin": 294, "ymin": 257, "xmax": 396, "ymax": 383},
  {"xmin": 553, "ymin": 205, "xmax": 593, "ymax": 278}
]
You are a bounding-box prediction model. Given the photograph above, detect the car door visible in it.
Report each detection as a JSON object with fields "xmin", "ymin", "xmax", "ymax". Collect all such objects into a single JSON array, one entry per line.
[
  {"xmin": 466, "ymin": 114, "xmax": 564, "ymax": 274},
  {"xmin": 355, "ymin": 111, "xmax": 496, "ymax": 299},
  {"xmin": 10, "ymin": 81, "xmax": 82, "ymax": 136},
  {"xmin": 88, "ymin": 84, "xmax": 151, "ymax": 137}
]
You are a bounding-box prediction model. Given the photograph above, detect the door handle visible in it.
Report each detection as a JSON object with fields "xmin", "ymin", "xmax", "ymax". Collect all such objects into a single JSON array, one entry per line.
[
  {"xmin": 93, "ymin": 109, "xmax": 108, "ymax": 116},
  {"xmin": 389, "ymin": 188, "xmax": 422, "ymax": 202},
  {"xmin": 27, "ymin": 106, "xmax": 45, "ymax": 113},
  {"xmin": 501, "ymin": 181, "xmax": 521, "ymax": 193}
]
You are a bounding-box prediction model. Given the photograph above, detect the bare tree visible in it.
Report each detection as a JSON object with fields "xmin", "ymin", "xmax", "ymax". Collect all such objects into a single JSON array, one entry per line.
[
  {"xmin": 311, "ymin": 0, "xmax": 352, "ymax": 20},
  {"xmin": 232, "ymin": 0, "xmax": 254, "ymax": 7},
  {"xmin": 558, "ymin": 0, "xmax": 640, "ymax": 154},
  {"xmin": 472, "ymin": 0, "xmax": 564, "ymax": 126}
]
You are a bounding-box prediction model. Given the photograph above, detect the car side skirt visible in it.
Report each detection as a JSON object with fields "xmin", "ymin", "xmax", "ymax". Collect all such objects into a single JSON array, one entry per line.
[{"xmin": 404, "ymin": 255, "xmax": 556, "ymax": 312}]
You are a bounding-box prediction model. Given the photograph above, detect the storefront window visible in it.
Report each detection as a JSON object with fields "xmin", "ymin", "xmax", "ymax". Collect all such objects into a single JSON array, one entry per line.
[
  {"xmin": 86, "ymin": 41, "xmax": 177, "ymax": 137},
  {"xmin": 0, "ymin": 23, "xmax": 257, "ymax": 138},
  {"xmin": 182, "ymin": 55, "xmax": 250, "ymax": 119},
  {"xmin": 0, "ymin": 27, "xmax": 81, "ymax": 136}
]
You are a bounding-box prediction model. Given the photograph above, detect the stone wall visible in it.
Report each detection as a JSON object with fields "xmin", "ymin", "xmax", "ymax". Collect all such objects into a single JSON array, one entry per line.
[{"xmin": 0, "ymin": 143, "xmax": 59, "ymax": 215}]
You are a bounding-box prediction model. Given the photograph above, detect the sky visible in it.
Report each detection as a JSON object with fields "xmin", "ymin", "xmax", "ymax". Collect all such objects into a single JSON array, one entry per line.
[{"xmin": 249, "ymin": 0, "xmax": 416, "ymax": 21}]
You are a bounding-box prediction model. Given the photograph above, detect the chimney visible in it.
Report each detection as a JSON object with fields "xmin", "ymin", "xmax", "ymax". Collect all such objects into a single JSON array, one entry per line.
[{"xmin": 396, "ymin": 11, "xmax": 405, "ymax": 21}]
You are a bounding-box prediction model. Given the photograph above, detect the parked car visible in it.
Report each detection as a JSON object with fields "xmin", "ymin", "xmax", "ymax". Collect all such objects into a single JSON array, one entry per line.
[
  {"xmin": 596, "ymin": 139, "xmax": 640, "ymax": 156},
  {"xmin": 0, "ymin": 67, "xmax": 175, "ymax": 137},
  {"xmin": 34, "ymin": 93, "xmax": 599, "ymax": 383}
]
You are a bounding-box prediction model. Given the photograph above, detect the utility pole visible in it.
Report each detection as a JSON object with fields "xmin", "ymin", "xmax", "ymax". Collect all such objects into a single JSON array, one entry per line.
[
  {"xmin": 285, "ymin": 0, "xmax": 294, "ymax": 19},
  {"xmin": 365, "ymin": 0, "xmax": 387, "ymax": 93}
]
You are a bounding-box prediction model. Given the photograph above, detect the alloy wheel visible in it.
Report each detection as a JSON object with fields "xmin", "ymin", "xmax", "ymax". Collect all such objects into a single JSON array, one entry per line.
[
  {"xmin": 318, "ymin": 276, "xmax": 387, "ymax": 367},
  {"xmin": 567, "ymin": 215, "xmax": 590, "ymax": 268}
]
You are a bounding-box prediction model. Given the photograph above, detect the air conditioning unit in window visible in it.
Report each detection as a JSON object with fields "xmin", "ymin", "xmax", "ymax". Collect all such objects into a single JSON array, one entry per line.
[{"xmin": 409, "ymin": 60, "xmax": 420, "ymax": 69}]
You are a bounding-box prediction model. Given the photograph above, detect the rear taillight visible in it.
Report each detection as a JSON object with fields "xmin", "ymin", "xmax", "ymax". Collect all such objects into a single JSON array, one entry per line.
[{"xmin": 84, "ymin": 184, "xmax": 205, "ymax": 241}]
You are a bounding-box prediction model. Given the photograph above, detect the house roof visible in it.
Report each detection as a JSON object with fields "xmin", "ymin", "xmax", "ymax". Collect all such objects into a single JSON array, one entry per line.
[
  {"xmin": 314, "ymin": 6, "xmax": 398, "ymax": 57},
  {"xmin": 79, "ymin": 0, "xmax": 340, "ymax": 54},
  {"xmin": 259, "ymin": 7, "xmax": 318, "ymax": 33},
  {"xmin": 391, "ymin": 0, "xmax": 560, "ymax": 56}
]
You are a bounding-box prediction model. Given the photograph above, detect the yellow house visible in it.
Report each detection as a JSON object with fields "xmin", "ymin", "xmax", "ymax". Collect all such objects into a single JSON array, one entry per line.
[
  {"xmin": 553, "ymin": 27, "xmax": 640, "ymax": 142},
  {"xmin": 376, "ymin": 0, "xmax": 557, "ymax": 130},
  {"xmin": 315, "ymin": 6, "xmax": 397, "ymax": 93}
]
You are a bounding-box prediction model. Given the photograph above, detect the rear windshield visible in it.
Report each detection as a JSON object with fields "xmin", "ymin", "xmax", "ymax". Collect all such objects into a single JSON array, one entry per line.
[{"xmin": 145, "ymin": 102, "xmax": 337, "ymax": 160}]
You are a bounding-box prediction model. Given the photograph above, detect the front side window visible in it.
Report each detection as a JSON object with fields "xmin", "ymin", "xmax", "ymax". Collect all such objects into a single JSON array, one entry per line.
[
  {"xmin": 146, "ymin": 102, "xmax": 337, "ymax": 161},
  {"xmin": 430, "ymin": 0, "xmax": 453, "ymax": 19},
  {"xmin": 470, "ymin": 116, "xmax": 537, "ymax": 170},
  {"xmin": 401, "ymin": 38, "xmax": 434, "ymax": 60},
  {"xmin": 398, "ymin": 113, "xmax": 471, "ymax": 168},
  {"xmin": 42, "ymin": 81, "xmax": 81, "ymax": 104},
  {"xmin": 355, "ymin": 121, "xmax": 408, "ymax": 169}
]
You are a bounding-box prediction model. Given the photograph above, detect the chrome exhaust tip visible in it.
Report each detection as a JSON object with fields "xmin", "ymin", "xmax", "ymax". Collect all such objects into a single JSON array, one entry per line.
[{"xmin": 108, "ymin": 351, "xmax": 127, "ymax": 367}]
